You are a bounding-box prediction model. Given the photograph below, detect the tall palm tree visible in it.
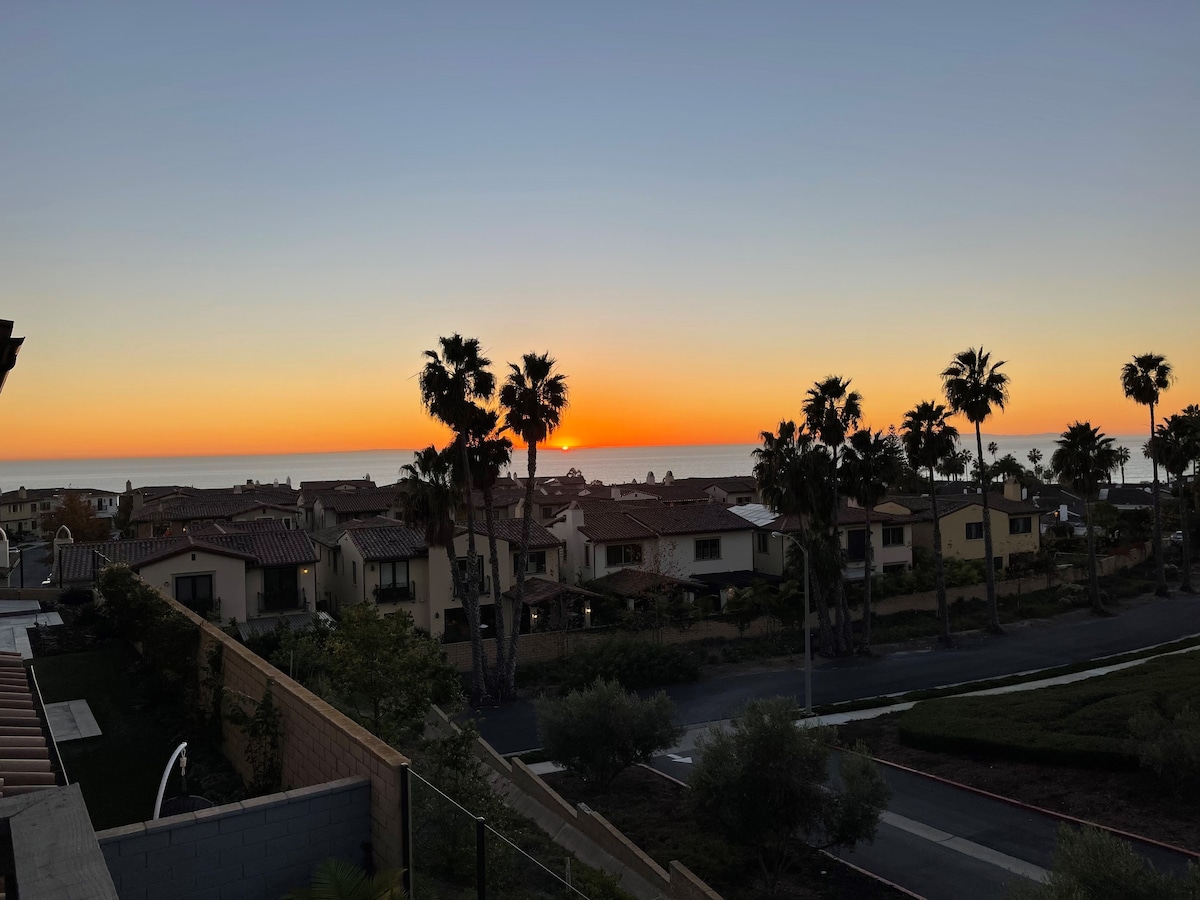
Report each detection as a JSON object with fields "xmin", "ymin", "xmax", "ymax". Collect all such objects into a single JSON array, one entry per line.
[
  {"xmin": 463, "ymin": 407, "xmax": 514, "ymax": 689},
  {"xmin": 1050, "ymin": 423, "xmax": 1119, "ymax": 614},
  {"xmin": 1181, "ymin": 404, "xmax": 1200, "ymax": 477},
  {"xmin": 1027, "ymin": 448, "xmax": 1043, "ymax": 480},
  {"xmin": 1146, "ymin": 415, "xmax": 1196, "ymax": 593},
  {"xmin": 400, "ymin": 445, "xmax": 492, "ymax": 700},
  {"xmin": 942, "ymin": 347, "xmax": 1010, "ymax": 633},
  {"xmin": 1114, "ymin": 446, "xmax": 1131, "ymax": 485},
  {"xmin": 802, "ymin": 376, "xmax": 862, "ymax": 653},
  {"xmin": 1120, "ymin": 353, "xmax": 1173, "ymax": 596},
  {"xmin": 839, "ymin": 429, "xmax": 905, "ymax": 651},
  {"xmin": 752, "ymin": 421, "xmax": 836, "ymax": 655},
  {"xmin": 419, "ymin": 335, "xmax": 496, "ymax": 700},
  {"xmin": 498, "ymin": 352, "xmax": 568, "ymax": 696},
  {"xmin": 901, "ymin": 401, "xmax": 959, "ymax": 643},
  {"xmin": 987, "ymin": 441, "xmax": 999, "ymax": 462}
]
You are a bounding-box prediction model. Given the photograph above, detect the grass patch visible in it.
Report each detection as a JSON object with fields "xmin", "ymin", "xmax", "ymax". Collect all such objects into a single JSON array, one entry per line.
[{"xmin": 896, "ymin": 652, "xmax": 1200, "ymax": 769}]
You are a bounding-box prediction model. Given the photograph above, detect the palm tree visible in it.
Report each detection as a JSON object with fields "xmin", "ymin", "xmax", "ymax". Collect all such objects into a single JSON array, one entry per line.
[
  {"xmin": 498, "ymin": 352, "xmax": 569, "ymax": 696},
  {"xmin": 942, "ymin": 347, "xmax": 1010, "ymax": 633},
  {"xmin": 901, "ymin": 401, "xmax": 959, "ymax": 643},
  {"xmin": 1114, "ymin": 446, "xmax": 1131, "ymax": 485},
  {"xmin": 1027, "ymin": 448, "xmax": 1043, "ymax": 480},
  {"xmin": 802, "ymin": 376, "xmax": 863, "ymax": 653},
  {"xmin": 463, "ymin": 407, "xmax": 514, "ymax": 688},
  {"xmin": 1050, "ymin": 423, "xmax": 1119, "ymax": 614},
  {"xmin": 1182, "ymin": 404, "xmax": 1200, "ymax": 478},
  {"xmin": 753, "ymin": 421, "xmax": 836, "ymax": 655},
  {"xmin": 840, "ymin": 429, "xmax": 905, "ymax": 651},
  {"xmin": 987, "ymin": 441, "xmax": 999, "ymax": 462},
  {"xmin": 1146, "ymin": 415, "xmax": 1196, "ymax": 593},
  {"xmin": 992, "ymin": 454, "xmax": 1025, "ymax": 485},
  {"xmin": 1120, "ymin": 353, "xmax": 1173, "ymax": 596},
  {"xmin": 419, "ymin": 335, "xmax": 496, "ymax": 700},
  {"xmin": 283, "ymin": 858, "xmax": 406, "ymax": 900}
]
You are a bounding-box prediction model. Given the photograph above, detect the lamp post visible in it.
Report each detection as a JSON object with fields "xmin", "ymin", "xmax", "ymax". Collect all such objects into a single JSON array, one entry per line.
[{"xmin": 771, "ymin": 530, "xmax": 812, "ymax": 715}]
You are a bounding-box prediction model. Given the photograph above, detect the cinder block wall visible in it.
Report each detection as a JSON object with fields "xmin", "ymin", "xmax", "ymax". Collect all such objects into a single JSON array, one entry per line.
[
  {"xmin": 141, "ymin": 585, "xmax": 411, "ymax": 872},
  {"xmin": 98, "ymin": 777, "xmax": 371, "ymax": 900}
]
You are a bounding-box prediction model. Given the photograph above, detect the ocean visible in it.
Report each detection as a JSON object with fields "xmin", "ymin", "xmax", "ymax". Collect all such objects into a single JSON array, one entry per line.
[{"xmin": 0, "ymin": 436, "xmax": 1158, "ymax": 494}]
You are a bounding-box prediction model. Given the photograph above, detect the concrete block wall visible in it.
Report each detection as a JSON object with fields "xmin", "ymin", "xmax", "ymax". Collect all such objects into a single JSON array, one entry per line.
[
  {"xmin": 132, "ymin": 582, "xmax": 411, "ymax": 873},
  {"xmin": 97, "ymin": 777, "xmax": 371, "ymax": 900}
]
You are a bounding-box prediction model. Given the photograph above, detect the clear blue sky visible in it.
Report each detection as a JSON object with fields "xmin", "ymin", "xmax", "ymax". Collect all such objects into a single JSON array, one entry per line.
[{"xmin": 2, "ymin": 2, "xmax": 1197, "ymax": 457}]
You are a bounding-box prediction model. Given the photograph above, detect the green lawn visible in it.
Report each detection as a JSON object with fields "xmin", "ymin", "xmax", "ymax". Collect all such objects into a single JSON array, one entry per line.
[
  {"xmin": 33, "ymin": 644, "xmax": 179, "ymax": 830},
  {"xmin": 898, "ymin": 651, "xmax": 1200, "ymax": 769}
]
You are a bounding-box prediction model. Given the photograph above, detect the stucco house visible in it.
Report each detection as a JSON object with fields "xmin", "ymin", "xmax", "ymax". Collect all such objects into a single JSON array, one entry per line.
[
  {"xmin": 878, "ymin": 491, "xmax": 1041, "ymax": 570},
  {"xmin": 55, "ymin": 521, "xmax": 319, "ymax": 627}
]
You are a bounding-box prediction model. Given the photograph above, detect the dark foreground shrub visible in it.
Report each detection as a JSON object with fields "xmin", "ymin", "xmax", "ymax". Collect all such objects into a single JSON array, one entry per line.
[{"xmin": 560, "ymin": 638, "xmax": 699, "ymax": 691}]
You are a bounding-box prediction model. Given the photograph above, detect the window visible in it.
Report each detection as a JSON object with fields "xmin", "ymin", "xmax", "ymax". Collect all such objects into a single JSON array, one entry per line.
[
  {"xmin": 379, "ymin": 560, "xmax": 409, "ymax": 588},
  {"xmin": 352, "ymin": 560, "xmax": 357, "ymax": 584},
  {"xmin": 455, "ymin": 556, "xmax": 485, "ymax": 592},
  {"xmin": 966, "ymin": 522, "xmax": 984, "ymax": 541},
  {"xmin": 175, "ymin": 574, "xmax": 214, "ymax": 617},
  {"xmin": 541, "ymin": 505, "xmax": 555, "ymax": 519},
  {"xmin": 735, "ymin": 497, "xmax": 749, "ymax": 505},
  {"xmin": 694, "ymin": 538, "xmax": 721, "ymax": 561},
  {"xmin": 882, "ymin": 526, "xmax": 904, "ymax": 547},
  {"xmin": 514, "ymin": 551, "xmax": 547, "ymax": 574},
  {"xmin": 847, "ymin": 529, "xmax": 867, "ymax": 562},
  {"xmin": 584, "ymin": 544, "xmax": 591, "ymax": 567},
  {"xmin": 1009, "ymin": 516, "xmax": 1032, "ymax": 535},
  {"xmin": 756, "ymin": 532, "xmax": 770, "ymax": 554},
  {"xmin": 605, "ymin": 544, "xmax": 643, "ymax": 567}
]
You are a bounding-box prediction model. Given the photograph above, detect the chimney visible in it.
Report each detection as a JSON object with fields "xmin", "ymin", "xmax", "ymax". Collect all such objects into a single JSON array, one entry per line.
[
  {"xmin": 664, "ymin": 471, "xmax": 674, "ymax": 485},
  {"xmin": 646, "ymin": 471, "xmax": 656, "ymax": 485},
  {"xmin": 1003, "ymin": 477, "xmax": 1022, "ymax": 502},
  {"xmin": 18, "ymin": 486, "xmax": 26, "ymax": 500},
  {"xmin": 125, "ymin": 480, "xmax": 132, "ymax": 493}
]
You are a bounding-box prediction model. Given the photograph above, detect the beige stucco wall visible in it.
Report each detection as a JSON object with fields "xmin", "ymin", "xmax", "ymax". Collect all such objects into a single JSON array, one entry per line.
[
  {"xmin": 921, "ymin": 505, "xmax": 1039, "ymax": 567},
  {"xmin": 138, "ymin": 551, "xmax": 249, "ymax": 623},
  {"xmin": 841, "ymin": 522, "xmax": 913, "ymax": 578}
]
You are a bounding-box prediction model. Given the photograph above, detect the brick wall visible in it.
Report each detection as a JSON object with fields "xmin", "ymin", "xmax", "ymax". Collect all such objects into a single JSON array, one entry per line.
[
  {"xmin": 129, "ymin": 583, "xmax": 411, "ymax": 874},
  {"xmin": 98, "ymin": 777, "xmax": 371, "ymax": 900}
]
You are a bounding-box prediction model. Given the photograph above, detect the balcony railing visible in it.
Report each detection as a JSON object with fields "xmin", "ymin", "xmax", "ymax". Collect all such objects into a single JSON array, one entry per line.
[
  {"xmin": 453, "ymin": 575, "xmax": 491, "ymax": 600},
  {"xmin": 376, "ymin": 583, "xmax": 415, "ymax": 603},
  {"xmin": 257, "ymin": 587, "xmax": 307, "ymax": 616}
]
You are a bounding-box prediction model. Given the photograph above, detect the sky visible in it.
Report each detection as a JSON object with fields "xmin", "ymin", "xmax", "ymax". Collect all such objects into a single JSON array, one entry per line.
[{"xmin": 2, "ymin": 2, "xmax": 1198, "ymax": 460}]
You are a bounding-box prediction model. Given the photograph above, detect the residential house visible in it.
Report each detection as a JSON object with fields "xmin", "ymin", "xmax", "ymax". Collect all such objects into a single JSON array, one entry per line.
[
  {"xmin": 56, "ymin": 521, "xmax": 319, "ymax": 628},
  {"xmin": 297, "ymin": 478, "xmax": 376, "ymax": 529},
  {"xmin": 746, "ymin": 505, "xmax": 918, "ymax": 580},
  {"xmin": 310, "ymin": 487, "xmax": 404, "ymax": 531},
  {"xmin": 878, "ymin": 489, "xmax": 1041, "ymax": 570},
  {"xmin": 1, "ymin": 487, "xmax": 62, "ymax": 538},
  {"xmin": 129, "ymin": 494, "xmax": 302, "ymax": 538}
]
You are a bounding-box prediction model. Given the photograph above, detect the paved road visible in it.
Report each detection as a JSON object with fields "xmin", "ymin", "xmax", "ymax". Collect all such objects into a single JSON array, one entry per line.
[
  {"xmin": 647, "ymin": 746, "xmax": 1197, "ymax": 900},
  {"xmin": 474, "ymin": 595, "xmax": 1200, "ymax": 753}
]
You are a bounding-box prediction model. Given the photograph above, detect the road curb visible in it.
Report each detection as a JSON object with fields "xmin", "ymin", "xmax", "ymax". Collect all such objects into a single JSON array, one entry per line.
[{"xmin": 869, "ymin": 755, "xmax": 1200, "ymax": 860}]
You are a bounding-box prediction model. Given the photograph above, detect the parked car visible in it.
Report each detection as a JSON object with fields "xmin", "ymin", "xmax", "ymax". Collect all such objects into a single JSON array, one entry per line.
[{"xmin": 1170, "ymin": 530, "xmax": 1184, "ymax": 544}]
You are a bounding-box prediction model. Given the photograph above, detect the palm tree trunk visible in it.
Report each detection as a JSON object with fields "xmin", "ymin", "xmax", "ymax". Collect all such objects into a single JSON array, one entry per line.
[
  {"xmin": 482, "ymin": 483, "xmax": 506, "ymax": 695},
  {"xmin": 458, "ymin": 438, "xmax": 490, "ymax": 699},
  {"xmin": 975, "ymin": 425, "xmax": 1001, "ymax": 632},
  {"xmin": 830, "ymin": 448, "xmax": 850, "ymax": 654},
  {"xmin": 929, "ymin": 468, "xmax": 951, "ymax": 643},
  {"xmin": 447, "ymin": 543, "xmax": 487, "ymax": 704},
  {"xmin": 1084, "ymin": 498, "xmax": 1102, "ymax": 614},
  {"xmin": 504, "ymin": 439, "xmax": 538, "ymax": 693},
  {"xmin": 1179, "ymin": 473, "xmax": 1193, "ymax": 593},
  {"xmin": 1149, "ymin": 402, "xmax": 1168, "ymax": 597},
  {"xmin": 801, "ymin": 533, "xmax": 835, "ymax": 656},
  {"xmin": 861, "ymin": 508, "xmax": 873, "ymax": 651}
]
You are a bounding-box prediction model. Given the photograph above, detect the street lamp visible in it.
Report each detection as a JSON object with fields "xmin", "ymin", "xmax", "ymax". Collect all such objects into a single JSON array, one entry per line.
[{"xmin": 771, "ymin": 530, "xmax": 812, "ymax": 715}]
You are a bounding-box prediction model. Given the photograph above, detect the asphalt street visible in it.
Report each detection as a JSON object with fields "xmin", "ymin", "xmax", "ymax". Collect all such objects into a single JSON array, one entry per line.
[{"xmin": 473, "ymin": 594, "xmax": 1200, "ymax": 754}]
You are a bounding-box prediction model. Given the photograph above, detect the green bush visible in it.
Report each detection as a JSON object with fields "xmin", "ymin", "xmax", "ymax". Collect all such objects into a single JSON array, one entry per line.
[
  {"xmin": 1129, "ymin": 705, "xmax": 1200, "ymax": 799},
  {"xmin": 560, "ymin": 638, "xmax": 699, "ymax": 691},
  {"xmin": 537, "ymin": 678, "xmax": 682, "ymax": 791},
  {"xmin": 1011, "ymin": 825, "xmax": 1200, "ymax": 900}
]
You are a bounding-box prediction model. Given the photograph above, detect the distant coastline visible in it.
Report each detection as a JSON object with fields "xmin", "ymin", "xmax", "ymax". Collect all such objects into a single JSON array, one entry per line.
[{"xmin": 0, "ymin": 436, "xmax": 1158, "ymax": 494}]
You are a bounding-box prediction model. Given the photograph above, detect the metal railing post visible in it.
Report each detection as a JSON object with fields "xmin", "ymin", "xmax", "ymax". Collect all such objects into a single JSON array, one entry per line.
[
  {"xmin": 400, "ymin": 764, "xmax": 412, "ymax": 895},
  {"xmin": 476, "ymin": 816, "xmax": 486, "ymax": 900}
]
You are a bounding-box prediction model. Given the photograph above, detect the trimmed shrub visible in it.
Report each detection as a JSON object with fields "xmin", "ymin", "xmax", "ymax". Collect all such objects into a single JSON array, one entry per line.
[
  {"xmin": 560, "ymin": 637, "xmax": 699, "ymax": 691},
  {"xmin": 1129, "ymin": 705, "xmax": 1200, "ymax": 799}
]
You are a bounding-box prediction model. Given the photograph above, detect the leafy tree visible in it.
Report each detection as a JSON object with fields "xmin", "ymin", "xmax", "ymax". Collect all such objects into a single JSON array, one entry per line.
[
  {"xmin": 942, "ymin": 346, "xmax": 1010, "ymax": 633},
  {"xmin": 1011, "ymin": 825, "xmax": 1200, "ymax": 900},
  {"xmin": 536, "ymin": 678, "xmax": 682, "ymax": 792},
  {"xmin": 283, "ymin": 859, "xmax": 406, "ymax": 900},
  {"xmin": 802, "ymin": 376, "xmax": 863, "ymax": 653},
  {"xmin": 498, "ymin": 351, "xmax": 569, "ymax": 697},
  {"xmin": 326, "ymin": 603, "xmax": 458, "ymax": 739},
  {"xmin": 40, "ymin": 491, "xmax": 111, "ymax": 543},
  {"xmin": 1120, "ymin": 353, "xmax": 1173, "ymax": 596},
  {"xmin": 839, "ymin": 428, "xmax": 904, "ymax": 650},
  {"xmin": 419, "ymin": 334, "xmax": 496, "ymax": 702},
  {"xmin": 689, "ymin": 697, "xmax": 890, "ymax": 895},
  {"xmin": 1146, "ymin": 414, "xmax": 1197, "ymax": 592},
  {"xmin": 1050, "ymin": 422, "xmax": 1119, "ymax": 614},
  {"xmin": 901, "ymin": 401, "xmax": 959, "ymax": 643}
]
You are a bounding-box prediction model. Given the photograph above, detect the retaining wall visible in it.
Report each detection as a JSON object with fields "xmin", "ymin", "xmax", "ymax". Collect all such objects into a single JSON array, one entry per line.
[{"xmin": 98, "ymin": 777, "xmax": 371, "ymax": 900}]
